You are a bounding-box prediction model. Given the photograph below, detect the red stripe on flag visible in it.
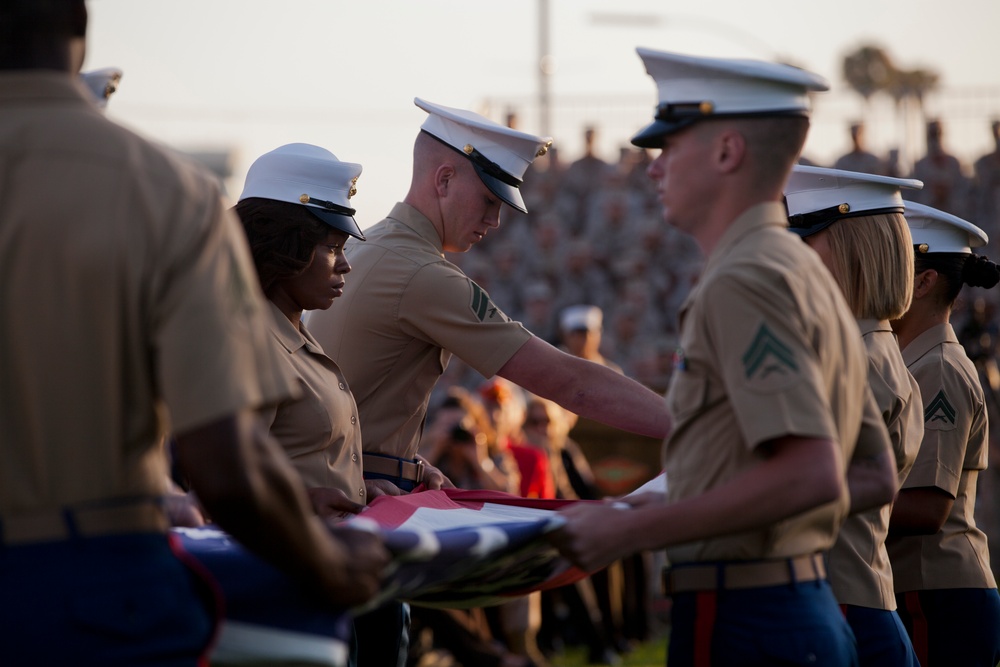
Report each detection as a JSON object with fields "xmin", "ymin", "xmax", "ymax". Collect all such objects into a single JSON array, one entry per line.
[
  {"xmin": 361, "ymin": 489, "xmax": 480, "ymax": 528},
  {"xmin": 360, "ymin": 488, "xmax": 581, "ymax": 529},
  {"xmin": 441, "ymin": 488, "xmax": 577, "ymax": 510}
]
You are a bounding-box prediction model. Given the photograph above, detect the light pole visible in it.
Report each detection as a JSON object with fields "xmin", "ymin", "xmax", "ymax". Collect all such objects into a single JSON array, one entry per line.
[{"xmin": 538, "ymin": 0, "xmax": 553, "ymax": 136}]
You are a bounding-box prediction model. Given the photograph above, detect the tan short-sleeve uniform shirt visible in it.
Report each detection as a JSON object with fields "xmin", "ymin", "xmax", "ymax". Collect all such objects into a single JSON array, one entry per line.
[
  {"xmin": 308, "ymin": 203, "xmax": 532, "ymax": 458},
  {"xmin": 259, "ymin": 303, "xmax": 366, "ymax": 502},
  {"xmin": 888, "ymin": 323, "xmax": 996, "ymax": 591},
  {"xmin": 663, "ymin": 203, "xmax": 880, "ymax": 565},
  {"xmin": 829, "ymin": 320, "xmax": 923, "ymax": 609},
  {"xmin": 0, "ymin": 73, "xmax": 295, "ymax": 515}
]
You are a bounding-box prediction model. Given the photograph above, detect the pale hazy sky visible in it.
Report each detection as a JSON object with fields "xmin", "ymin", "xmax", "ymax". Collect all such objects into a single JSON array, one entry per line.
[{"xmin": 85, "ymin": 0, "xmax": 1000, "ymax": 229}]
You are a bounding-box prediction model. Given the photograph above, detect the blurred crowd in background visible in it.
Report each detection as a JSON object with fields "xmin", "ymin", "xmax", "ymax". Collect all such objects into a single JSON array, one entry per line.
[{"xmin": 447, "ymin": 117, "xmax": 1000, "ymax": 390}]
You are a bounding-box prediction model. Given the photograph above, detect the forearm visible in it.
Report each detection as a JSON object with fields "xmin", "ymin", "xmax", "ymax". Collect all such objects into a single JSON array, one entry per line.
[
  {"xmin": 556, "ymin": 437, "xmax": 844, "ymax": 571},
  {"xmin": 500, "ymin": 337, "xmax": 671, "ymax": 439},
  {"xmin": 175, "ymin": 413, "xmax": 351, "ymax": 599},
  {"xmin": 846, "ymin": 449, "xmax": 897, "ymax": 514},
  {"xmin": 846, "ymin": 389, "xmax": 897, "ymax": 513},
  {"xmin": 228, "ymin": 448, "xmax": 350, "ymax": 582},
  {"xmin": 559, "ymin": 360, "xmax": 671, "ymax": 439},
  {"xmin": 639, "ymin": 438, "xmax": 843, "ymax": 550},
  {"xmin": 888, "ymin": 486, "xmax": 953, "ymax": 536}
]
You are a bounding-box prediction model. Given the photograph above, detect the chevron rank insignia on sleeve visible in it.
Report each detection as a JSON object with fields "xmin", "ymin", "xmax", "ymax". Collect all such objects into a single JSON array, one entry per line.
[
  {"xmin": 742, "ymin": 323, "xmax": 797, "ymax": 384},
  {"xmin": 469, "ymin": 282, "xmax": 507, "ymax": 323},
  {"xmin": 924, "ymin": 390, "xmax": 957, "ymax": 429}
]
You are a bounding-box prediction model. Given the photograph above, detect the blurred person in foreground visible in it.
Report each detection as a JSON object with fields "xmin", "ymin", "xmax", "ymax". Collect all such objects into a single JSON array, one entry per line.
[
  {"xmin": 785, "ymin": 165, "xmax": 925, "ymax": 666},
  {"xmin": 552, "ymin": 47, "xmax": 897, "ymax": 667},
  {"xmin": 0, "ymin": 3, "xmax": 386, "ymax": 664},
  {"xmin": 888, "ymin": 201, "xmax": 1000, "ymax": 666}
]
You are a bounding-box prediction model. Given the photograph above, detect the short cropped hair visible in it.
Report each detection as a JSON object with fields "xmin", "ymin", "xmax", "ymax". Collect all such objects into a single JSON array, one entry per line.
[
  {"xmin": 0, "ymin": 0, "xmax": 86, "ymax": 35},
  {"xmin": 234, "ymin": 197, "xmax": 329, "ymax": 295},
  {"xmin": 822, "ymin": 212, "xmax": 914, "ymax": 321},
  {"xmin": 0, "ymin": 0, "xmax": 87, "ymax": 67},
  {"xmin": 735, "ymin": 116, "xmax": 810, "ymax": 188}
]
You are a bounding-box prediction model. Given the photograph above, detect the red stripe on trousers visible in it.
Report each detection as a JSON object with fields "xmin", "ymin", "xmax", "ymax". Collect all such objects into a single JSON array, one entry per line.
[
  {"xmin": 904, "ymin": 591, "xmax": 929, "ymax": 666},
  {"xmin": 694, "ymin": 591, "xmax": 717, "ymax": 667},
  {"xmin": 169, "ymin": 532, "xmax": 226, "ymax": 667}
]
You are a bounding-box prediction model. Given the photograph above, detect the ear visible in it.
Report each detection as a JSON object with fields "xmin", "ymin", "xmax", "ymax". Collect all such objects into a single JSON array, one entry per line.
[
  {"xmin": 715, "ymin": 128, "xmax": 746, "ymax": 173},
  {"xmin": 913, "ymin": 268, "xmax": 938, "ymax": 299},
  {"xmin": 434, "ymin": 163, "xmax": 456, "ymax": 198}
]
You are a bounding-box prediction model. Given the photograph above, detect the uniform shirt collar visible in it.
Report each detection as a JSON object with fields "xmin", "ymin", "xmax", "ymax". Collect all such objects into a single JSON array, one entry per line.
[
  {"xmin": 680, "ymin": 202, "xmax": 787, "ymax": 315},
  {"xmin": 267, "ymin": 301, "xmax": 326, "ymax": 356},
  {"xmin": 901, "ymin": 322, "xmax": 957, "ymax": 366},
  {"xmin": 857, "ymin": 318, "xmax": 893, "ymax": 336},
  {"xmin": 704, "ymin": 201, "xmax": 788, "ymax": 272},
  {"xmin": 387, "ymin": 202, "xmax": 444, "ymax": 255}
]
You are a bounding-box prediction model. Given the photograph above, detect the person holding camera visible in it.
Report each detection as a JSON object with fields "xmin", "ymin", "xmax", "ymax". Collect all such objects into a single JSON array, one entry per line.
[{"xmin": 421, "ymin": 388, "xmax": 520, "ymax": 494}]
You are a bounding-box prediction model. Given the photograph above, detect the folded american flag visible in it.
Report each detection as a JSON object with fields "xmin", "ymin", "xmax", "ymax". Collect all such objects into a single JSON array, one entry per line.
[
  {"xmin": 174, "ymin": 488, "xmax": 591, "ymax": 664},
  {"xmin": 347, "ymin": 488, "xmax": 588, "ymax": 610}
]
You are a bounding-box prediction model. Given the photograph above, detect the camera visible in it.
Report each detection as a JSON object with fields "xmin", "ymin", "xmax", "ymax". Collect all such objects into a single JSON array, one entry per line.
[{"xmin": 450, "ymin": 424, "xmax": 476, "ymax": 444}]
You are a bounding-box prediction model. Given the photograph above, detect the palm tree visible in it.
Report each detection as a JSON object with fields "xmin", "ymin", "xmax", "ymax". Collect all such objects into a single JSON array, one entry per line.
[
  {"xmin": 842, "ymin": 45, "xmax": 895, "ymax": 121},
  {"xmin": 887, "ymin": 68, "xmax": 940, "ymax": 111},
  {"xmin": 887, "ymin": 68, "xmax": 940, "ymax": 172}
]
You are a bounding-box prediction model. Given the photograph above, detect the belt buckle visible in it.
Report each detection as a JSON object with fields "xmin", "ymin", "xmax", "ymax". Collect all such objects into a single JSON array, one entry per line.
[{"xmin": 413, "ymin": 458, "xmax": 425, "ymax": 484}]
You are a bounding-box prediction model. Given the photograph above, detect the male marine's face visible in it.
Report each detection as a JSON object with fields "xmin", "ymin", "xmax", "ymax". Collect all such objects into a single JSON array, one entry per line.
[
  {"xmin": 645, "ymin": 123, "xmax": 717, "ymax": 236},
  {"xmin": 439, "ymin": 161, "xmax": 502, "ymax": 253}
]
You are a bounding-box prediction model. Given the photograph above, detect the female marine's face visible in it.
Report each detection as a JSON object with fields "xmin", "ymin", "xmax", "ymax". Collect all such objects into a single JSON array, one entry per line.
[
  {"xmin": 804, "ymin": 227, "xmax": 834, "ymax": 273},
  {"xmin": 280, "ymin": 229, "xmax": 352, "ymax": 312}
]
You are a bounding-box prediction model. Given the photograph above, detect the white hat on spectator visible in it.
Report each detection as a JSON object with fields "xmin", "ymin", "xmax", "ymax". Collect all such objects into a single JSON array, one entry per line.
[
  {"xmin": 238, "ymin": 143, "xmax": 366, "ymax": 241},
  {"xmin": 560, "ymin": 305, "xmax": 603, "ymax": 333},
  {"xmin": 80, "ymin": 67, "xmax": 122, "ymax": 110},
  {"xmin": 785, "ymin": 165, "xmax": 923, "ymax": 237},
  {"xmin": 415, "ymin": 97, "xmax": 553, "ymax": 214},
  {"xmin": 631, "ymin": 48, "xmax": 829, "ymax": 148},
  {"xmin": 903, "ymin": 201, "xmax": 988, "ymax": 254}
]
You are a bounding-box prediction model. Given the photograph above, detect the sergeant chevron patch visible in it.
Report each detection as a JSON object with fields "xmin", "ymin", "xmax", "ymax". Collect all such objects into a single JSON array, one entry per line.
[
  {"xmin": 924, "ymin": 390, "xmax": 957, "ymax": 428},
  {"xmin": 742, "ymin": 323, "xmax": 797, "ymax": 381},
  {"xmin": 469, "ymin": 282, "xmax": 505, "ymax": 322}
]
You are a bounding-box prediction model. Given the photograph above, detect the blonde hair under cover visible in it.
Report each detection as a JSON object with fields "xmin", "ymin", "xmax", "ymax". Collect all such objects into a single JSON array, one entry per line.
[{"xmin": 822, "ymin": 212, "xmax": 914, "ymax": 321}]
